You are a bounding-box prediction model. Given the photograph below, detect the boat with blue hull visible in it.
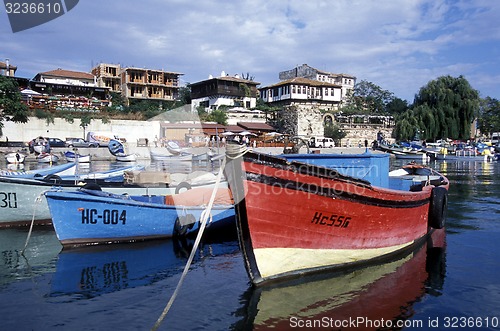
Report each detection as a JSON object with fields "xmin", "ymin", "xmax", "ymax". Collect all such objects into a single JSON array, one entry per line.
[
  {"xmin": 0, "ymin": 166, "xmax": 225, "ymax": 227},
  {"xmin": 45, "ymin": 187, "xmax": 235, "ymax": 247},
  {"xmin": 50, "ymin": 239, "xmax": 191, "ymax": 297},
  {"xmin": 0, "ymin": 162, "xmax": 77, "ymax": 178},
  {"xmin": 278, "ymin": 150, "xmax": 389, "ymax": 187}
]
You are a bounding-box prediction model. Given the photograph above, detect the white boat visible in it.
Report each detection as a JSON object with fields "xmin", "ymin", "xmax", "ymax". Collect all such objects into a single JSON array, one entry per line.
[
  {"xmin": 51, "ymin": 164, "xmax": 145, "ymax": 182},
  {"xmin": 115, "ymin": 153, "xmax": 137, "ymax": 162},
  {"xmin": 64, "ymin": 151, "xmax": 91, "ymax": 163},
  {"xmin": 436, "ymin": 150, "xmax": 495, "ymax": 162},
  {"xmin": 36, "ymin": 152, "xmax": 59, "ymax": 163},
  {"xmin": 107, "ymin": 139, "xmax": 136, "ymax": 162},
  {"xmin": 392, "ymin": 150, "xmax": 430, "ymax": 161},
  {"xmin": 5, "ymin": 152, "xmax": 26, "ymax": 164},
  {"xmin": 0, "ymin": 170, "xmax": 227, "ymax": 227},
  {"xmin": 150, "ymin": 150, "xmax": 192, "ymax": 162},
  {"xmin": 0, "ymin": 162, "xmax": 77, "ymax": 178}
]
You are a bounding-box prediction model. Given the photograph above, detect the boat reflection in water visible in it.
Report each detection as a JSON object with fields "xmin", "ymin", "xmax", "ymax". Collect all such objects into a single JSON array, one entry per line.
[
  {"xmin": 50, "ymin": 228, "xmax": 238, "ymax": 299},
  {"xmin": 0, "ymin": 228, "xmax": 61, "ymax": 286},
  {"xmin": 235, "ymin": 228, "xmax": 446, "ymax": 330}
]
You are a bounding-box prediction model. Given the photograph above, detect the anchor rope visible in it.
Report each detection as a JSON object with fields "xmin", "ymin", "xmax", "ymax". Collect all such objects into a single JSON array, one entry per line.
[
  {"xmin": 151, "ymin": 156, "xmax": 227, "ymax": 331},
  {"xmin": 225, "ymin": 142, "xmax": 251, "ymax": 160},
  {"xmin": 21, "ymin": 190, "xmax": 47, "ymax": 255}
]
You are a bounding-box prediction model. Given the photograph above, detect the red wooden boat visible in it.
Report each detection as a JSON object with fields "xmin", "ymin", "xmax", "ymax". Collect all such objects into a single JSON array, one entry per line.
[
  {"xmin": 224, "ymin": 144, "xmax": 449, "ymax": 286},
  {"xmin": 242, "ymin": 228, "xmax": 446, "ymax": 330}
]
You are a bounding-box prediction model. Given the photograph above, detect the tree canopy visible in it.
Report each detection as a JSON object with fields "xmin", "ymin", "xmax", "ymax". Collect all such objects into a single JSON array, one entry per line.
[
  {"xmin": 342, "ymin": 80, "xmax": 397, "ymax": 115},
  {"xmin": 0, "ymin": 75, "xmax": 29, "ymax": 136},
  {"xmin": 477, "ymin": 97, "xmax": 500, "ymax": 136},
  {"xmin": 393, "ymin": 75, "xmax": 480, "ymax": 141}
]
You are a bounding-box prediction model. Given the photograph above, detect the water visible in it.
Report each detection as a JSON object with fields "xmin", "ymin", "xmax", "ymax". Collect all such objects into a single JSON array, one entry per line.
[{"xmin": 1, "ymin": 159, "xmax": 499, "ymax": 330}]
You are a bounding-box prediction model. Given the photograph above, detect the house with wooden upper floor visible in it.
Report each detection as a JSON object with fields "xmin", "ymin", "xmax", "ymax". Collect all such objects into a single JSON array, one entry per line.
[
  {"xmin": 190, "ymin": 72, "xmax": 260, "ymax": 112},
  {"xmin": 279, "ymin": 64, "xmax": 356, "ymax": 102}
]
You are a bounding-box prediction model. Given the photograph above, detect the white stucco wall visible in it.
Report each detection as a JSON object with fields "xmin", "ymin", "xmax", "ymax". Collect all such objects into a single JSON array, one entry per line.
[{"xmin": 2, "ymin": 117, "xmax": 160, "ymax": 143}]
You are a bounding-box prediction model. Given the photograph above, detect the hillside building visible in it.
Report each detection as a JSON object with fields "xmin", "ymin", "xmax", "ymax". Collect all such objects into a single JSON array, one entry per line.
[
  {"xmin": 279, "ymin": 64, "xmax": 356, "ymax": 102},
  {"xmin": 92, "ymin": 63, "xmax": 183, "ymax": 106},
  {"xmin": 0, "ymin": 59, "xmax": 17, "ymax": 77},
  {"xmin": 190, "ymin": 72, "xmax": 260, "ymax": 112}
]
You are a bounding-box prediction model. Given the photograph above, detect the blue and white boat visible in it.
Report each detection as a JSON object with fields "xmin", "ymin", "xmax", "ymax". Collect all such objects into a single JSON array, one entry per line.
[
  {"xmin": 0, "ymin": 162, "xmax": 77, "ymax": 178},
  {"xmin": 64, "ymin": 150, "xmax": 91, "ymax": 163},
  {"xmin": 45, "ymin": 187, "xmax": 235, "ymax": 247},
  {"xmin": 0, "ymin": 167, "xmax": 224, "ymax": 227},
  {"xmin": 53, "ymin": 164, "xmax": 145, "ymax": 183},
  {"xmin": 108, "ymin": 139, "xmax": 137, "ymax": 162}
]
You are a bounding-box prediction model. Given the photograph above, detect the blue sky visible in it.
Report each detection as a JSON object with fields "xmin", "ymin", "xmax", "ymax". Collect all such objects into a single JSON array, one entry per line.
[{"xmin": 1, "ymin": 0, "xmax": 499, "ymax": 102}]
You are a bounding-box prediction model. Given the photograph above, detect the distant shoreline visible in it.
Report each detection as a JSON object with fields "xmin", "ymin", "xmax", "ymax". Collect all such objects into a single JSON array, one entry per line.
[{"xmin": 0, "ymin": 145, "xmax": 385, "ymax": 163}]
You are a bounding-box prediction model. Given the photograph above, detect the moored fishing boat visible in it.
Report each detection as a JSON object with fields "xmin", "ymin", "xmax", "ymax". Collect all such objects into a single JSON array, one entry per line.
[
  {"xmin": 45, "ymin": 187, "xmax": 234, "ymax": 247},
  {"xmin": 0, "ymin": 168, "xmax": 226, "ymax": 227},
  {"xmin": 150, "ymin": 150, "xmax": 193, "ymax": 162},
  {"xmin": 224, "ymin": 143, "xmax": 449, "ymax": 285},
  {"xmin": 36, "ymin": 152, "xmax": 59, "ymax": 163},
  {"xmin": 436, "ymin": 149, "xmax": 495, "ymax": 162},
  {"xmin": 0, "ymin": 162, "xmax": 77, "ymax": 178},
  {"xmin": 243, "ymin": 228, "xmax": 446, "ymax": 329},
  {"xmin": 5, "ymin": 151, "xmax": 26, "ymax": 164},
  {"xmin": 64, "ymin": 150, "xmax": 91, "ymax": 163},
  {"xmin": 166, "ymin": 140, "xmax": 185, "ymax": 155},
  {"xmin": 115, "ymin": 152, "xmax": 137, "ymax": 162},
  {"xmin": 107, "ymin": 138, "xmax": 136, "ymax": 162}
]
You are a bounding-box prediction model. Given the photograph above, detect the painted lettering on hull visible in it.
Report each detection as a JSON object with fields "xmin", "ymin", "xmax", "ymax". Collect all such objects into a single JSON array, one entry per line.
[
  {"xmin": 0, "ymin": 192, "xmax": 17, "ymax": 209},
  {"xmin": 311, "ymin": 211, "xmax": 350, "ymax": 228},
  {"xmin": 80, "ymin": 208, "xmax": 127, "ymax": 225}
]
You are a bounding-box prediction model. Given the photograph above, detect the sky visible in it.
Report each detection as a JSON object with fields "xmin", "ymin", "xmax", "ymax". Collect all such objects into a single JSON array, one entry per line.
[{"xmin": 1, "ymin": 0, "xmax": 499, "ymax": 102}]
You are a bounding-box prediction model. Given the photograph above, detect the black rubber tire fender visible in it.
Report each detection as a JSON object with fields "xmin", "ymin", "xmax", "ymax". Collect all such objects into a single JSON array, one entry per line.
[
  {"xmin": 173, "ymin": 214, "xmax": 196, "ymax": 236},
  {"xmin": 175, "ymin": 181, "xmax": 192, "ymax": 194},
  {"xmin": 43, "ymin": 174, "xmax": 62, "ymax": 184},
  {"xmin": 81, "ymin": 182, "xmax": 102, "ymax": 191},
  {"xmin": 429, "ymin": 187, "xmax": 448, "ymax": 229}
]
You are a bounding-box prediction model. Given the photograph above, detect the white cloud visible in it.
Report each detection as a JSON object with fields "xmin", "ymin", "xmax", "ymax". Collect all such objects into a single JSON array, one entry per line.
[{"xmin": 2, "ymin": 0, "xmax": 500, "ymax": 101}]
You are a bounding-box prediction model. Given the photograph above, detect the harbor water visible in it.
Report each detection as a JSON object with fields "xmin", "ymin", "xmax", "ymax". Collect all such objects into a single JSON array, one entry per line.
[{"xmin": 1, "ymin": 157, "xmax": 499, "ymax": 330}]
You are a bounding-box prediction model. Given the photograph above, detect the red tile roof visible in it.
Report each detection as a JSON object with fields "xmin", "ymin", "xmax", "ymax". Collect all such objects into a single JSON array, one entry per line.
[
  {"xmin": 237, "ymin": 122, "xmax": 275, "ymax": 131},
  {"xmin": 40, "ymin": 68, "xmax": 95, "ymax": 80},
  {"xmin": 263, "ymin": 77, "xmax": 341, "ymax": 89}
]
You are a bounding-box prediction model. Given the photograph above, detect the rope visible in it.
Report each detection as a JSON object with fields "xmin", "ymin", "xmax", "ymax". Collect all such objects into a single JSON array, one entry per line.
[
  {"xmin": 225, "ymin": 142, "xmax": 251, "ymax": 159},
  {"xmin": 21, "ymin": 191, "xmax": 47, "ymax": 256},
  {"xmin": 151, "ymin": 156, "xmax": 227, "ymax": 331}
]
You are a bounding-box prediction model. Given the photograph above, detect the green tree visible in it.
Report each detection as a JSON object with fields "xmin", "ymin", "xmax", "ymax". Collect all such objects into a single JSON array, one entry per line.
[
  {"xmin": 178, "ymin": 86, "xmax": 192, "ymax": 105},
  {"xmin": 393, "ymin": 109, "xmax": 419, "ymax": 141},
  {"xmin": 478, "ymin": 97, "xmax": 500, "ymax": 136},
  {"xmin": 206, "ymin": 109, "xmax": 228, "ymax": 125},
  {"xmin": 413, "ymin": 75, "xmax": 479, "ymax": 140},
  {"xmin": 80, "ymin": 114, "xmax": 93, "ymax": 139},
  {"xmin": 344, "ymin": 80, "xmax": 394, "ymax": 114},
  {"xmin": 324, "ymin": 122, "xmax": 346, "ymax": 142},
  {"xmin": 386, "ymin": 97, "xmax": 409, "ymax": 115},
  {"xmin": 0, "ymin": 75, "xmax": 29, "ymax": 136}
]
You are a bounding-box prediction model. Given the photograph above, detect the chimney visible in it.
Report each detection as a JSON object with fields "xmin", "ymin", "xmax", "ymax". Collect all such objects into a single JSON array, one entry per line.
[{"xmin": 5, "ymin": 58, "xmax": 10, "ymax": 76}]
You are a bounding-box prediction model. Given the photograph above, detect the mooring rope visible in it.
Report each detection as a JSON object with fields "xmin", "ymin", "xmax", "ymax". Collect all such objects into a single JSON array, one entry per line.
[
  {"xmin": 225, "ymin": 142, "xmax": 251, "ymax": 160},
  {"xmin": 21, "ymin": 191, "xmax": 47, "ymax": 255},
  {"xmin": 151, "ymin": 156, "xmax": 227, "ymax": 331}
]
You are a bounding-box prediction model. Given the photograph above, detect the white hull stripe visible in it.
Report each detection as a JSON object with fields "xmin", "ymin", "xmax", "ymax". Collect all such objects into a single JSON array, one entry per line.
[{"xmin": 254, "ymin": 242, "xmax": 414, "ymax": 279}]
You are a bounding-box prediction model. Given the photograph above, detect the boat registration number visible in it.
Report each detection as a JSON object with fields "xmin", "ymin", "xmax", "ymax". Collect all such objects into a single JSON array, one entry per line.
[
  {"xmin": 0, "ymin": 192, "xmax": 17, "ymax": 209},
  {"xmin": 311, "ymin": 211, "xmax": 350, "ymax": 228},
  {"xmin": 81, "ymin": 208, "xmax": 127, "ymax": 225}
]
